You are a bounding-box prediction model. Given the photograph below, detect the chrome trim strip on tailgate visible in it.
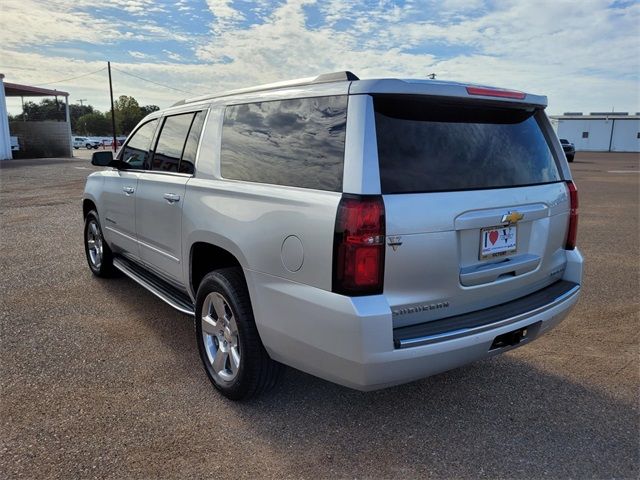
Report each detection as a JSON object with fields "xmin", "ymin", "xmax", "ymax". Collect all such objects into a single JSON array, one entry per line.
[{"xmin": 394, "ymin": 281, "xmax": 580, "ymax": 349}]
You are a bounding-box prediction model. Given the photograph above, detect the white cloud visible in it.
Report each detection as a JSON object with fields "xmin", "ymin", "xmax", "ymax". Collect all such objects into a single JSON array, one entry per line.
[
  {"xmin": 128, "ymin": 51, "xmax": 149, "ymax": 59},
  {"xmin": 1, "ymin": 0, "xmax": 638, "ymax": 115},
  {"xmin": 206, "ymin": 0, "xmax": 245, "ymax": 33},
  {"xmin": 0, "ymin": 0, "xmax": 119, "ymax": 48},
  {"xmin": 162, "ymin": 50, "xmax": 184, "ymax": 61}
]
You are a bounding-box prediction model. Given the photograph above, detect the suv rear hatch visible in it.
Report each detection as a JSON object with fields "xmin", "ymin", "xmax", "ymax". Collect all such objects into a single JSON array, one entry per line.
[{"xmin": 374, "ymin": 95, "xmax": 571, "ymax": 328}]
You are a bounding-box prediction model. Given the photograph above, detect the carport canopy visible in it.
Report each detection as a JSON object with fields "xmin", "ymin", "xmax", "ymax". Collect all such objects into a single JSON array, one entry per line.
[
  {"xmin": 3, "ymin": 82, "xmax": 69, "ymax": 98},
  {"xmin": 0, "ymin": 73, "xmax": 72, "ymax": 159}
]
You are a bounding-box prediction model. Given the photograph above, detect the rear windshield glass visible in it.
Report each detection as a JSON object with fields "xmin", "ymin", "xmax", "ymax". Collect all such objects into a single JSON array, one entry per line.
[{"xmin": 374, "ymin": 96, "xmax": 562, "ymax": 194}]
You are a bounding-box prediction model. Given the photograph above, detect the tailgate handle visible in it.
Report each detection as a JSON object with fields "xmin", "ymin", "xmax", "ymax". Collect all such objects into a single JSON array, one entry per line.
[{"xmin": 460, "ymin": 254, "xmax": 540, "ymax": 287}]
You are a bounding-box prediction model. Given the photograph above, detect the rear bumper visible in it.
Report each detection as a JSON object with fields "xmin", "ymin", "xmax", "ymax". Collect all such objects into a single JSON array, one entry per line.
[{"xmin": 245, "ymin": 248, "xmax": 583, "ymax": 391}]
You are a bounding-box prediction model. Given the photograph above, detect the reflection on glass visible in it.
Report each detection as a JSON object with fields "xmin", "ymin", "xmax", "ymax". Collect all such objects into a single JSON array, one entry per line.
[
  {"xmin": 221, "ymin": 96, "xmax": 347, "ymax": 191},
  {"xmin": 374, "ymin": 97, "xmax": 561, "ymax": 194},
  {"xmin": 153, "ymin": 113, "xmax": 195, "ymax": 173},
  {"xmin": 120, "ymin": 119, "xmax": 158, "ymax": 169},
  {"xmin": 180, "ymin": 111, "xmax": 205, "ymax": 174}
]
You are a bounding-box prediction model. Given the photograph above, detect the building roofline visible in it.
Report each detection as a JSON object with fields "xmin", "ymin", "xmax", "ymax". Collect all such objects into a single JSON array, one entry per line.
[
  {"xmin": 2, "ymin": 79, "xmax": 69, "ymax": 97},
  {"xmin": 550, "ymin": 115, "xmax": 640, "ymax": 120}
]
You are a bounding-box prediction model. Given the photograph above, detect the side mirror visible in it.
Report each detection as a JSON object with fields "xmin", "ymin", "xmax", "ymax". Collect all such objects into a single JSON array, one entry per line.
[{"xmin": 91, "ymin": 151, "xmax": 114, "ymax": 167}]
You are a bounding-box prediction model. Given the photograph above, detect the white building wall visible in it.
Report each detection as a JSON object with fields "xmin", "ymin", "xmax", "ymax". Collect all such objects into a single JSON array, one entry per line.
[
  {"xmin": 0, "ymin": 74, "xmax": 12, "ymax": 160},
  {"xmin": 557, "ymin": 119, "xmax": 612, "ymax": 151},
  {"xmin": 611, "ymin": 119, "xmax": 640, "ymax": 152}
]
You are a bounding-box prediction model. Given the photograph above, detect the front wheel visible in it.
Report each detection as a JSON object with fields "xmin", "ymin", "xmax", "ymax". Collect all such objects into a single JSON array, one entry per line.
[
  {"xmin": 195, "ymin": 268, "xmax": 283, "ymax": 400},
  {"xmin": 84, "ymin": 210, "xmax": 115, "ymax": 277}
]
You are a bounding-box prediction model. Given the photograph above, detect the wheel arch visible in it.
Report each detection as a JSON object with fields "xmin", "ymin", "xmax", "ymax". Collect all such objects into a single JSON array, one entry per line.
[
  {"xmin": 188, "ymin": 239, "xmax": 247, "ymax": 299},
  {"xmin": 83, "ymin": 198, "xmax": 97, "ymax": 218}
]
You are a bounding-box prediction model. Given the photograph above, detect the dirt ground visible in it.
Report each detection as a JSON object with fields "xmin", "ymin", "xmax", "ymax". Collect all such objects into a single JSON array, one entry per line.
[{"xmin": 1, "ymin": 151, "xmax": 638, "ymax": 479}]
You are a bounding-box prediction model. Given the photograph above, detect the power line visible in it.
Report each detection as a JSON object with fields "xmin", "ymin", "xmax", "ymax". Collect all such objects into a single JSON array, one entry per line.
[
  {"xmin": 36, "ymin": 67, "xmax": 107, "ymax": 86},
  {"xmin": 0, "ymin": 65, "xmax": 41, "ymax": 72},
  {"xmin": 111, "ymin": 66, "xmax": 196, "ymax": 95}
]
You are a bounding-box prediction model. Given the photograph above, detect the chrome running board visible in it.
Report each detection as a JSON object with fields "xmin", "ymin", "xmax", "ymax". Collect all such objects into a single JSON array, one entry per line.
[{"xmin": 113, "ymin": 257, "xmax": 195, "ymax": 316}]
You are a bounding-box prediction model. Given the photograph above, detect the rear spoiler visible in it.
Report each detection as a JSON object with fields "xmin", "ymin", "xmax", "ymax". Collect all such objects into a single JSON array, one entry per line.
[{"xmin": 349, "ymin": 79, "xmax": 547, "ymax": 108}]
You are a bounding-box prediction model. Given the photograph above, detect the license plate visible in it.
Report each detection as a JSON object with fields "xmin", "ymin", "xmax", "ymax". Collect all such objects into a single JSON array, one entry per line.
[{"xmin": 480, "ymin": 225, "xmax": 517, "ymax": 259}]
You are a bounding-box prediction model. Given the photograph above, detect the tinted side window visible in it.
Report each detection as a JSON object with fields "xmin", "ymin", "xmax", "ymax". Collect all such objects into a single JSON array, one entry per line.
[
  {"xmin": 152, "ymin": 113, "xmax": 195, "ymax": 173},
  {"xmin": 374, "ymin": 96, "xmax": 562, "ymax": 193},
  {"xmin": 220, "ymin": 96, "xmax": 347, "ymax": 191},
  {"xmin": 179, "ymin": 111, "xmax": 205, "ymax": 174},
  {"xmin": 120, "ymin": 119, "xmax": 158, "ymax": 169}
]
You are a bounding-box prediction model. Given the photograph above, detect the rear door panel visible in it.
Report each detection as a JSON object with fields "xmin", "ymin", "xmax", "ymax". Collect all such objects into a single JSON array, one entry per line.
[{"xmin": 135, "ymin": 173, "xmax": 189, "ymax": 282}]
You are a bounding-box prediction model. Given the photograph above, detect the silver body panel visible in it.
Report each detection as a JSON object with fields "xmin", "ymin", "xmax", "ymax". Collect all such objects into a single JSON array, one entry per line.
[{"xmin": 83, "ymin": 76, "xmax": 583, "ymax": 390}]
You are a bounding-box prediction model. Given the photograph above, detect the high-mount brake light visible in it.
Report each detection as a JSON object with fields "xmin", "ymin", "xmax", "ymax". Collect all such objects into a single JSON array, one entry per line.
[
  {"xmin": 332, "ymin": 195, "xmax": 385, "ymax": 296},
  {"xmin": 565, "ymin": 181, "xmax": 579, "ymax": 250},
  {"xmin": 466, "ymin": 86, "xmax": 526, "ymax": 100}
]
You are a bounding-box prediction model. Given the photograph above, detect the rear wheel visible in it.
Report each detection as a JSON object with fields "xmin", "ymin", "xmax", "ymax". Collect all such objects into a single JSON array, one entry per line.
[
  {"xmin": 84, "ymin": 210, "xmax": 115, "ymax": 277},
  {"xmin": 567, "ymin": 155, "xmax": 574, "ymax": 163},
  {"xmin": 195, "ymin": 268, "xmax": 283, "ymax": 400}
]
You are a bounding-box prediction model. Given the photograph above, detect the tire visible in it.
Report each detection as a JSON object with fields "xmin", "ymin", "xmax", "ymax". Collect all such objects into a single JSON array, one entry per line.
[
  {"xmin": 195, "ymin": 268, "xmax": 283, "ymax": 400},
  {"xmin": 74, "ymin": 146, "xmax": 79, "ymax": 150},
  {"xmin": 567, "ymin": 155, "xmax": 574, "ymax": 163},
  {"xmin": 83, "ymin": 210, "xmax": 116, "ymax": 277}
]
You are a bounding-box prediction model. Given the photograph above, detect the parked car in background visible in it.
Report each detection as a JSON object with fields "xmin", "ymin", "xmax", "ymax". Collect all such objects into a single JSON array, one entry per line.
[
  {"xmin": 82, "ymin": 72, "xmax": 582, "ymax": 400},
  {"xmin": 10, "ymin": 136, "xmax": 19, "ymax": 152},
  {"xmin": 73, "ymin": 137, "xmax": 101, "ymax": 149},
  {"xmin": 560, "ymin": 138, "xmax": 575, "ymax": 162}
]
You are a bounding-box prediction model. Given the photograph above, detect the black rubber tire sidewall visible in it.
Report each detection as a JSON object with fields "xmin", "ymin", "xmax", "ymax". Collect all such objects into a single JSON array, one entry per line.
[{"xmin": 194, "ymin": 268, "xmax": 281, "ymax": 400}]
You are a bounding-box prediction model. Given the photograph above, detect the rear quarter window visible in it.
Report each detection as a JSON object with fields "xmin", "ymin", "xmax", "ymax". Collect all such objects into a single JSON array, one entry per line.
[
  {"xmin": 220, "ymin": 96, "xmax": 347, "ymax": 191},
  {"xmin": 374, "ymin": 96, "xmax": 562, "ymax": 193}
]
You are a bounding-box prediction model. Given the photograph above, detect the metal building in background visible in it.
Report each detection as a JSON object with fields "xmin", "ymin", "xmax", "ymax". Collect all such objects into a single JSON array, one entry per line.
[
  {"xmin": 0, "ymin": 73, "xmax": 72, "ymax": 160},
  {"xmin": 551, "ymin": 112, "xmax": 640, "ymax": 152}
]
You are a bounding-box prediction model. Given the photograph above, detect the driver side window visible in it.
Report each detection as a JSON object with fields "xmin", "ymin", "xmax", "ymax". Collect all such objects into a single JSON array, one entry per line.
[{"xmin": 119, "ymin": 119, "xmax": 158, "ymax": 169}]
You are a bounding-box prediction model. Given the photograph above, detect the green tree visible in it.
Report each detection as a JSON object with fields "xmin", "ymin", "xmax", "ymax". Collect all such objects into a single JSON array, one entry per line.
[
  {"xmin": 140, "ymin": 104, "xmax": 160, "ymax": 117},
  {"xmin": 76, "ymin": 112, "xmax": 111, "ymax": 136},
  {"xmin": 69, "ymin": 104, "xmax": 94, "ymax": 132},
  {"xmin": 19, "ymin": 99, "xmax": 66, "ymax": 121},
  {"xmin": 113, "ymin": 95, "xmax": 141, "ymax": 135}
]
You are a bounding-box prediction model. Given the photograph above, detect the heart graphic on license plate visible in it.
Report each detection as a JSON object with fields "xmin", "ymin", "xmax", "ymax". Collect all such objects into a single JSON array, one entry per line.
[{"xmin": 489, "ymin": 230, "xmax": 499, "ymax": 245}]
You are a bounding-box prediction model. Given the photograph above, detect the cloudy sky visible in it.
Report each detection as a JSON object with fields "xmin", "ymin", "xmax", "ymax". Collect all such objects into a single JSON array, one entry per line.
[{"xmin": 1, "ymin": 0, "xmax": 638, "ymax": 115}]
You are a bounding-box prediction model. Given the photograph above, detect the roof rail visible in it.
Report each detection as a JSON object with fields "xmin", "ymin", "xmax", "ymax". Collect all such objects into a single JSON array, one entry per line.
[
  {"xmin": 312, "ymin": 71, "xmax": 359, "ymax": 83},
  {"xmin": 171, "ymin": 71, "xmax": 359, "ymax": 107}
]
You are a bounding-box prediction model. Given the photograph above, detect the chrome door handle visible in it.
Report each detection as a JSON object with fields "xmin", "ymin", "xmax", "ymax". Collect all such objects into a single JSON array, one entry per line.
[
  {"xmin": 123, "ymin": 186, "xmax": 135, "ymax": 195},
  {"xmin": 163, "ymin": 193, "xmax": 181, "ymax": 204}
]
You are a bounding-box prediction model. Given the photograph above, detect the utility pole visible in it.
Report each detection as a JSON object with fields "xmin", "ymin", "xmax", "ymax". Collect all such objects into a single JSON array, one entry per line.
[
  {"xmin": 77, "ymin": 99, "xmax": 87, "ymax": 107},
  {"xmin": 108, "ymin": 62, "xmax": 117, "ymax": 152}
]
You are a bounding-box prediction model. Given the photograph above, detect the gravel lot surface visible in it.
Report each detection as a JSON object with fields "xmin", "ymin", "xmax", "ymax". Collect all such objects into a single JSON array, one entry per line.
[{"xmin": 1, "ymin": 152, "xmax": 638, "ymax": 479}]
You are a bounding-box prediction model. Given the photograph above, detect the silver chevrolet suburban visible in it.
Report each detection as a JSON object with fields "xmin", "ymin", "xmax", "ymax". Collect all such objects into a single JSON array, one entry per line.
[{"xmin": 83, "ymin": 72, "xmax": 582, "ymax": 400}]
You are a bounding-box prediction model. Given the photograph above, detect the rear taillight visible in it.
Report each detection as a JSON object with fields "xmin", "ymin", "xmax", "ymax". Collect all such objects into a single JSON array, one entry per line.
[
  {"xmin": 565, "ymin": 181, "xmax": 579, "ymax": 250},
  {"xmin": 332, "ymin": 195, "xmax": 385, "ymax": 296},
  {"xmin": 466, "ymin": 86, "xmax": 526, "ymax": 100}
]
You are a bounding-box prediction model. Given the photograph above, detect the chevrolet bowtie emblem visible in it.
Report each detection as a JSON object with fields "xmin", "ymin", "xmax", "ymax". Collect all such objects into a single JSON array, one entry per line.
[{"xmin": 501, "ymin": 211, "xmax": 524, "ymax": 224}]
